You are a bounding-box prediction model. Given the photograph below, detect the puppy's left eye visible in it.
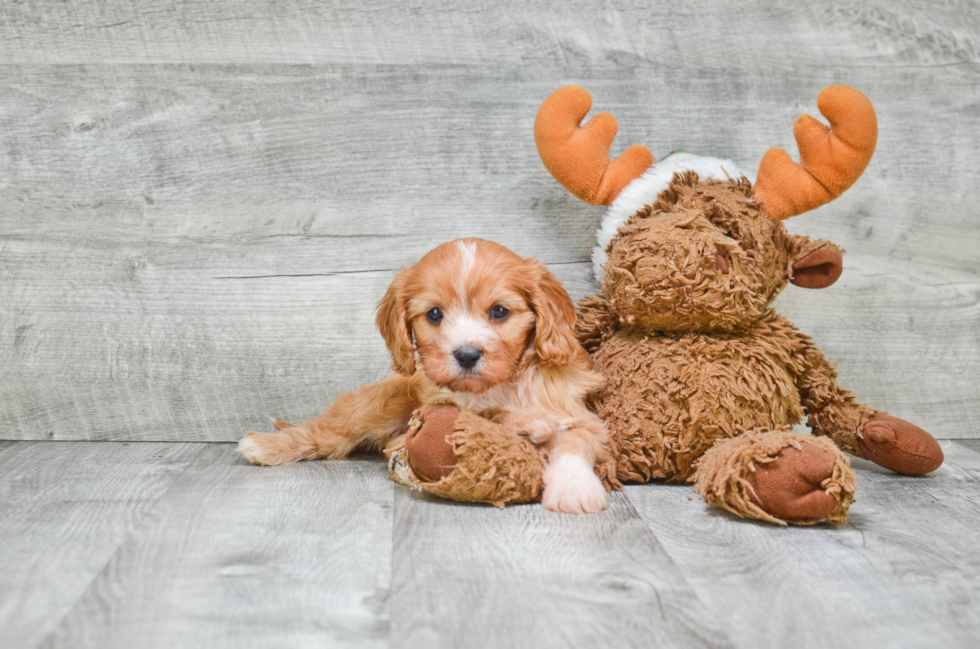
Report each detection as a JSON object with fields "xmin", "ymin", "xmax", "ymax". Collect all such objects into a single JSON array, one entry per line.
[
  {"xmin": 426, "ymin": 308, "xmax": 443, "ymax": 324},
  {"xmin": 490, "ymin": 305, "xmax": 509, "ymax": 320}
]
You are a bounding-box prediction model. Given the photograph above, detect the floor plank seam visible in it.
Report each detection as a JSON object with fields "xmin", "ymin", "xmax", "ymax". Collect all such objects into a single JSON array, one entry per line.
[
  {"xmin": 29, "ymin": 442, "xmax": 213, "ymax": 649},
  {"xmin": 616, "ymin": 486, "xmax": 738, "ymax": 645}
]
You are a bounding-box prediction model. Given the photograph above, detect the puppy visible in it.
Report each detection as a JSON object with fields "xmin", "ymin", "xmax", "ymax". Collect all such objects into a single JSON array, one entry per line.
[{"xmin": 239, "ymin": 238, "xmax": 609, "ymax": 514}]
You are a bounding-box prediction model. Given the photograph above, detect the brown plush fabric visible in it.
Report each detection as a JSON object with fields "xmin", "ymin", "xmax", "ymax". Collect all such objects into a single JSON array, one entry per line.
[
  {"xmin": 394, "ymin": 407, "xmax": 549, "ymax": 508},
  {"xmin": 590, "ymin": 311, "xmax": 808, "ymax": 483},
  {"xmin": 587, "ymin": 300, "xmax": 879, "ymax": 479},
  {"xmin": 754, "ymin": 85, "xmax": 877, "ymax": 221},
  {"xmin": 390, "ymin": 405, "xmax": 621, "ymax": 507},
  {"xmin": 693, "ymin": 430, "xmax": 856, "ymax": 526},
  {"xmin": 575, "ymin": 293, "xmax": 618, "ymax": 354},
  {"xmin": 745, "ymin": 444, "xmax": 839, "ymax": 521},
  {"xmin": 573, "ymin": 171, "xmax": 940, "ymax": 524},
  {"xmin": 861, "ymin": 414, "xmax": 945, "ymax": 475},
  {"xmin": 796, "ymin": 339, "xmax": 876, "ymax": 456},
  {"xmin": 534, "ymin": 86, "xmax": 654, "ymax": 206},
  {"xmin": 404, "ymin": 405, "xmax": 461, "ymax": 482},
  {"xmin": 528, "ymin": 84, "xmax": 937, "ymax": 524},
  {"xmin": 600, "ymin": 173, "xmax": 794, "ymax": 333}
]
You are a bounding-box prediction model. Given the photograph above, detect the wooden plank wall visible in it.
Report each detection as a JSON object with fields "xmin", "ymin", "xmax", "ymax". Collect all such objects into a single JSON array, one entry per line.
[{"xmin": 0, "ymin": 1, "xmax": 977, "ymax": 441}]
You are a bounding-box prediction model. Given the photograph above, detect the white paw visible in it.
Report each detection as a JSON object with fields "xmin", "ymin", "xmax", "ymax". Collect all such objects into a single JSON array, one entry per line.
[
  {"xmin": 542, "ymin": 454, "xmax": 608, "ymax": 514},
  {"xmin": 238, "ymin": 434, "xmax": 267, "ymax": 465}
]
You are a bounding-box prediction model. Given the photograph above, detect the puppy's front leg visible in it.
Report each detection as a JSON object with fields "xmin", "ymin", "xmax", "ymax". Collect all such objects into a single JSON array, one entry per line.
[
  {"xmin": 239, "ymin": 373, "xmax": 419, "ymax": 466},
  {"xmin": 542, "ymin": 415, "xmax": 609, "ymax": 514}
]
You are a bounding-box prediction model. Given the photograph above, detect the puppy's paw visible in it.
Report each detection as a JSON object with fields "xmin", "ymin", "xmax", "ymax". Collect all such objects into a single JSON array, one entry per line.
[
  {"xmin": 238, "ymin": 430, "xmax": 304, "ymax": 466},
  {"xmin": 504, "ymin": 411, "xmax": 560, "ymax": 445},
  {"xmin": 527, "ymin": 418, "xmax": 561, "ymax": 445},
  {"xmin": 542, "ymin": 454, "xmax": 608, "ymax": 514},
  {"xmin": 238, "ymin": 431, "xmax": 271, "ymax": 465}
]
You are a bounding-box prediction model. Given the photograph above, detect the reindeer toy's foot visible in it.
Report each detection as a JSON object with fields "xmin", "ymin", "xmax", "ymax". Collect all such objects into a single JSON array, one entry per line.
[
  {"xmin": 386, "ymin": 405, "xmax": 549, "ymax": 508},
  {"xmin": 388, "ymin": 405, "xmax": 616, "ymax": 512},
  {"xmin": 692, "ymin": 417, "xmax": 942, "ymax": 526},
  {"xmin": 693, "ymin": 429, "xmax": 857, "ymax": 526},
  {"xmin": 859, "ymin": 414, "xmax": 944, "ymax": 475}
]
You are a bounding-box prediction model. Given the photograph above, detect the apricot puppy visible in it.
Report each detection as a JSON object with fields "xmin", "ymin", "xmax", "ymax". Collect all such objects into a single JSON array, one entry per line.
[{"xmin": 239, "ymin": 238, "xmax": 609, "ymax": 514}]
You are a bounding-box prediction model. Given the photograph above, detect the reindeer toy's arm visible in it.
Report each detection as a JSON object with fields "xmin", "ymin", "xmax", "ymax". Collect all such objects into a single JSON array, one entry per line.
[
  {"xmin": 753, "ymin": 87, "xmax": 944, "ymax": 476},
  {"xmin": 796, "ymin": 333, "xmax": 944, "ymax": 475}
]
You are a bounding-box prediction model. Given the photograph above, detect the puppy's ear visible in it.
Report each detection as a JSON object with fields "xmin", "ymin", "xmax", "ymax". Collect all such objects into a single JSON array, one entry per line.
[
  {"xmin": 376, "ymin": 269, "xmax": 416, "ymax": 376},
  {"xmin": 525, "ymin": 261, "xmax": 580, "ymax": 366}
]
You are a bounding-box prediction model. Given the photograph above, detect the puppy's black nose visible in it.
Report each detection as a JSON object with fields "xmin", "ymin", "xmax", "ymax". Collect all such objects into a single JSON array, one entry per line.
[{"xmin": 453, "ymin": 345, "xmax": 482, "ymax": 370}]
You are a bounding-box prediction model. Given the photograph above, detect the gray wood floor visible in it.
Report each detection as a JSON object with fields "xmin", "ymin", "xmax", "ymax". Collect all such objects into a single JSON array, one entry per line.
[
  {"xmin": 2, "ymin": 2, "xmax": 978, "ymax": 647},
  {"xmin": 1, "ymin": 439, "xmax": 977, "ymax": 649}
]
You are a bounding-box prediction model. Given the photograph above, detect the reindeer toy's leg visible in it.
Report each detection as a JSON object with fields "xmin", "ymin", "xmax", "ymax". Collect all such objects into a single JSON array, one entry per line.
[
  {"xmin": 386, "ymin": 405, "xmax": 550, "ymax": 508},
  {"xmin": 694, "ymin": 429, "xmax": 857, "ymax": 525},
  {"xmin": 693, "ymin": 329, "xmax": 944, "ymax": 526},
  {"xmin": 386, "ymin": 405, "xmax": 618, "ymax": 509}
]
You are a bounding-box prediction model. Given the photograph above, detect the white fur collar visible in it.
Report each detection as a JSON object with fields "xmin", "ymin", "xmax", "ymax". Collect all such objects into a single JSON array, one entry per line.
[{"xmin": 592, "ymin": 152, "xmax": 755, "ymax": 281}]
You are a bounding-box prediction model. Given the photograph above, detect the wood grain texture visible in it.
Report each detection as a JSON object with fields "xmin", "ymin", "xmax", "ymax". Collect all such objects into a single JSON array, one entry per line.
[
  {"xmin": 957, "ymin": 439, "xmax": 980, "ymax": 454},
  {"xmin": 1, "ymin": 60, "xmax": 977, "ymax": 440},
  {"xmin": 390, "ymin": 488, "xmax": 732, "ymax": 649},
  {"xmin": 4, "ymin": 440, "xmax": 979, "ymax": 646},
  {"xmin": 623, "ymin": 442, "xmax": 980, "ymax": 649},
  {"xmin": 0, "ymin": 441, "xmax": 201, "ymax": 649},
  {"xmin": 38, "ymin": 445, "xmax": 393, "ymax": 649},
  {"xmin": 0, "ymin": 1, "xmax": 977, "ymax": 67},
  {"xmin": 1, "ymin": 4, "xmax": 977, "ymax": 648}
]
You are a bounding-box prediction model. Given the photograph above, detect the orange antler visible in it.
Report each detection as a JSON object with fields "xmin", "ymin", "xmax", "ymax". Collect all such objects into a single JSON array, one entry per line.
[
  {"xmin": 754, "ymin": 85, "xmax": 877, "ymax": 220},
  {"xmin": 535, "ymin": 86, "xmax": 654, "ymax": 206}
]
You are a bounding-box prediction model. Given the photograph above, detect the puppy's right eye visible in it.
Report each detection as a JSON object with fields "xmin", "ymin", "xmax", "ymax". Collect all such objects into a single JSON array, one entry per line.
[{"xmin": 426, "ymin": 308, "xmax": 443, "ymax": 324}]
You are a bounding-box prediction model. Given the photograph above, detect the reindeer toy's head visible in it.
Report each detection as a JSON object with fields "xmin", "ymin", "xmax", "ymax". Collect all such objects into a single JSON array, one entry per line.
[{"xmin": 535, "ymin": 85, "xmax": 876, "ymax": 335}]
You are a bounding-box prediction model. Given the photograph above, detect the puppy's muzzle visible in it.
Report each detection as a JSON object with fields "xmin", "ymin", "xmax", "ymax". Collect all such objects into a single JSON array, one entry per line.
[{"xmin": 453, "ymin": 345, "xmax": 482, "ymax": 372}]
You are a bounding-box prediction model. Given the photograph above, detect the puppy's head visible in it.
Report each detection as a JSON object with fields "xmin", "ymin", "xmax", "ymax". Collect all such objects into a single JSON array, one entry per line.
[{"xmin": 376, "ymin": 238, "xmax": 579, "ymax": 393}]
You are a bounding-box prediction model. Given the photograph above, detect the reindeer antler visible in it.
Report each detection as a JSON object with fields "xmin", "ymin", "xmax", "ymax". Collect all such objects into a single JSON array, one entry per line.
[
  {"xmin": 754, "ymin": 85, "xmax": 877, "ymax": 221},
  {"xmin": 535, "ymin": 86, "xmax": 654, "ymax": 206}
]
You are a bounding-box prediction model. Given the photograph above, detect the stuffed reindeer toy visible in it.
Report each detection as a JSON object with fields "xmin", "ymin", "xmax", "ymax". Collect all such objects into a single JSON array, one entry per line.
[{"xmin": 389, "ymin": 84, "xmax": 944, "ymax": 524}]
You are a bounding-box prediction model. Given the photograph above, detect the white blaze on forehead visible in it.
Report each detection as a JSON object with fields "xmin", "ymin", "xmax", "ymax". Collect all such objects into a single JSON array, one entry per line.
[
  {"xmin": 455, "ymin": 240, "xmax": 478, "ymax": 304},
  {"xmin": 456, "ymin": 239, "xmax": 478, "ymax": 272}
]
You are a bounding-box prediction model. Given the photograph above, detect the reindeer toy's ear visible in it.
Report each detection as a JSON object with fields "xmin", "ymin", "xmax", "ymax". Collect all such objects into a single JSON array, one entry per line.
[{"xmin": 790, "ymin": 245, "xmax": 844, "ymax": 289}]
